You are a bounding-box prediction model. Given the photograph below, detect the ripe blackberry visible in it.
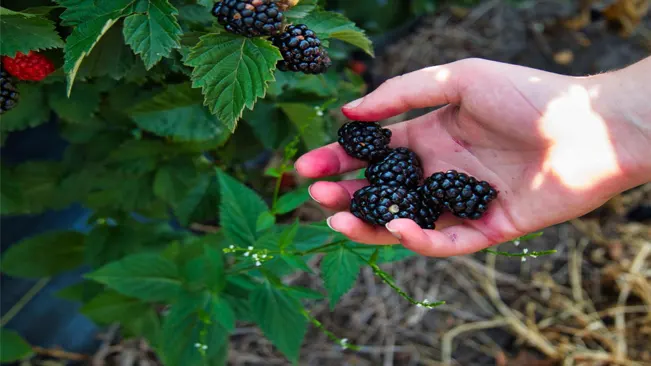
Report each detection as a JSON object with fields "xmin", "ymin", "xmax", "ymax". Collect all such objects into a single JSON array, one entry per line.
[
  {"xmin": 212, "ymin": 0, "xmax": 285, "ymax": 37},
  {"xmin": 350, "ymin": 185, "xmax": 424, "ymax": 227},
  {"xmin": 365, "ymin": 147, "xmax": 423, "ymax": 188},
  {"xmin": 337, "ymin": 121, "xmax": 392, "ymax": 162},
  {"xmin": 415, "ymin": 202, "xmax": 443, "ymax": 230},
  {"xmin": 0, "ymin": 66, "xmax": 19, "ymax": 115},
  {"xmin": 270, "ymin": 24, "xmax": 331, "ymax": 74},
  {"xmin": 421, "ymin": 170, "xmax": 498, "ymax": 220}
]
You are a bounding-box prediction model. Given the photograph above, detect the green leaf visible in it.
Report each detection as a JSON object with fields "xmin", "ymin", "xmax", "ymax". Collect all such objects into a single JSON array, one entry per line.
[
  {"xmin": 256, "ymin": 211, "xmax": 276, "ymax": 232},
  {"xmin": 80, "ymin": 291, "xmax": 150, "ymax": 325},
  {"xmin": 84, "ymin": 224, "xmax": 141, "ymax": 268},
  {"xmin": 123, "ymin": 0, "xmax": 182, "ymax": 69},
  {"xmin": 217, "ymin": 169, "xmax": 268, "ymax": 247},
  {"xmin": 75, "ymin": 23, "xmax": 137, "ymax": 80},
  {"xmin": 56, "ymin": 0, "xmax": 134, "ymax": 25},
  {"xmin": 278, "ymin": 220, "xmax": 300, "ymax": 250},
  {"xmin": 48, "ymin": 82, "xmax": 102, "ymax": 123},
  {"xmin": 160, "ymin": 291, "xmax": 229, "ymax": 366},
  {"xmin": 0, "ymin": 14, "xmax": 64, "ymax": 56},
  {"xmin": 63, "ymin": 17, "xmax": 121, "ymax": 95},
  {"xmin": 250, "ymin": 282, "xmax": 307, "ymax": 363},
  {"xmin": 282, "ymin": 254, "xmax": 312, "ymax": 273},
  {"xmin": 0, "ymin": 329, "xmax": 33, "ymax": 363},
  {"xmin": 274, "ymin": 186, "xmax": 310, "ymax": 214},
  {"xmin": 86, "ymin": 253, "xmax": 182, "ymax": 302},
  {"xmin": 181, "ymin": 245, "xmax": 226, "ymax": 293},
  {"xmin": 302, "ymin": 10, "xmax": 374, "ymax": 56},
  {"xmin": 128, "ymin": 83, "xmax": 228, "ymax": 141},
  {"xmin": 1, "ymin": 231, "xmax": 86, "ymax": 278},
  {"xmin": 213, "ymin": 296, "xmax": 235, "ymax": 331},
  {"xmin": 321, "ymin": 246, "xmax": 362, "ymax": 310},
  {"xmin": 277, "ymin": 103, "xmax": 328, "ymax": 150},
  {"xmin": 283, "ymin": 285, "xmax": 324, "ymax": 300},
  {"xmin": 185, "ymin": 32, "xmax": 282, "ymax": 131},
  {"xmin": 284, "ymin": 0, "xmax": 317, "ymax": 19},
  {"xmin": 0, "ymin": 83, "xmax": 49, "ymax": 132}
]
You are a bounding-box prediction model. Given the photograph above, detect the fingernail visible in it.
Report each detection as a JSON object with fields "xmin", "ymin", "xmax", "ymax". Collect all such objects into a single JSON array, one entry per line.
[
  {"xmin": 326, "ymin": 216, "xmax": 338, "ymax": 232},
  {"xmin": 385, "ymin": 223, "xmax": 401, "ymax": 240},
  {"xmin": 308, "ymin": 184, "xmax": 321, "ymax": 204},
  {"xmin": 344, "ymin": 97, "xmax": 364, "ymax": 109}
]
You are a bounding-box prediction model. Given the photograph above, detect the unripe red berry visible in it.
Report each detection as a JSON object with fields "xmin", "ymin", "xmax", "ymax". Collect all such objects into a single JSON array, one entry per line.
[{"xmin": 2, "ymin": 52, "xmax": 55, "ymax": 81}]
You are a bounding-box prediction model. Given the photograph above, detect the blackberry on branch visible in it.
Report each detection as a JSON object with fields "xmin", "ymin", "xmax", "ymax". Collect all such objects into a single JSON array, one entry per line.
[
  {"xmin": 420, "ymin": 170, "xmax": 498, "ymax": 220},
  {"xmin": 270, "ymin": 24, "xmax": 331, "ymax": 74},
  {"xmin": 212, "ymin": 0, "xmax": 285, "ymax": 37},
  {"xmin": 0, "ymin": 65, "xmax": 19, "ymax": 115},
  {"xmin": 350, "ymin": 185, "xmax": 424, "ymax": 227},
  {"xmin": 337, "ymin": 121, "xmax": 392, "ymax": 162},
  {"xmin": 365, "ymin": 147, "xmax": 423, "ymax": 188}
]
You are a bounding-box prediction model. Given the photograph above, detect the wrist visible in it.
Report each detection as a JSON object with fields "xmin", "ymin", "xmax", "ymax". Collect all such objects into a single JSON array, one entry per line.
[{"xmin": 586, "ymin": 59, "xmax": 651, "ymax": 190}]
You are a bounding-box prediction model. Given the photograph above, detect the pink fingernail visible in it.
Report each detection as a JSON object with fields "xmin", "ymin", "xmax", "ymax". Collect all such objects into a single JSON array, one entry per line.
[
  {"xmin": 326, "ymin": 216, "xmax": 339, "ymax": 232},
  {"xmin": 385, "ymin": 223, "xmax": 401, "ymax": 240},
  {"xmin": 307, "ymin": 184, "xmax": 321, "ymax": 204},
  {"xmin": 344, "ymin": 97, "xmax": 364, "ymax": 109}
]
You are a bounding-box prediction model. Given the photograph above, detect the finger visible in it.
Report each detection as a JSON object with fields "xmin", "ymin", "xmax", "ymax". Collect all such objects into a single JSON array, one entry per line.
[
  {"xmin": 327, "ymin": 212, "xmax": 399, "ymax": 245},
  {"xmin": 393, "ymin": 224, "xmax": 502, "ymax": 257},
  {"xmin": 295, "ymin": 123, "xmax": 410, "ymax": 179},
  {"xmin": 342, "ymin": 59, "xmax": 471, "ymax": 121},
  {"xmin": 308, "ymin": 180, "xmax": 368, "ymax": 211}
]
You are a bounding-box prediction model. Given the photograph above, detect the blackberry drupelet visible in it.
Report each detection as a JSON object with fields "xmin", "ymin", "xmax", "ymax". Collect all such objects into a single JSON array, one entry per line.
[
  {"xmin": 0, "ymin": 65, "xmax": 19, "ymax": 115},
  {"xmin": 415, "ymin": 202, "xmax": 443, "ymax": 230},
  {"xmin": 270, "ymin": 24, "xmax": 331, "ymax": 74},
  {"xmin": 350, "ymin": 185, "xmax": 424, "ymax": 227},
  {"xmin": 212, "ymin": 0, "xmax": 285, "ymax": 37},
  {"xmin": 421, "ymin": 170, "xmax": 498, "ymax": 220},
  {"xmin": 337, "ymin": 121, "xmax": 392, "ymax": 162},
  {"xmin": 365, "ymin": 147, "xmax": 423, "ymax": 188}
]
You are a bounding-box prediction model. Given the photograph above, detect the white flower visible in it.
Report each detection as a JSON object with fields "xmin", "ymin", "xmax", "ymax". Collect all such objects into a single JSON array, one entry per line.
[
  {"xmin": 523, "ymin": 248, "xmax": 529, "ymax": 254},
  {"xmin": 513, "ymin": 239, "xmax": 521, "ymax": 247},
  {"xmin": 244, "ymin": 252, "xmax": 250, "ymax": 257},
  {"xmin": 248, "ymin": 246, "xmax": 254, "ymax": 250},
  {"xmin": 194, "ymin": 343, "xmax": 202, "ymax": 348},
  {"xmin": 256, "ymin": 261, "xmax": 261, "ymax": 266},
  {"xmin": 340, "ymin": 338, "xmax": 349, "ymax": 349},
  {"xmin": 521, "ymin": 257, "xmax": 527, "ymax": 262},
  {"xmin": 317, "ymin": 110, "xmax": 324, "ymax": 117},
  {"xmin": 229, "ymin": 245, "xmax": 235, "ymax": 249},
  {"xmin": 202, "ymin": 345, "xmax": 208, "ymax": 350}
]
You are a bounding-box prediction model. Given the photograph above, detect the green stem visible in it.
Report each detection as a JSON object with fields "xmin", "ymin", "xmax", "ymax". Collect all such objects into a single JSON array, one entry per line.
[
  {"xmin": 271, "ymin": 171, "xmax": 284, "ymax": 211},
  {"xmin": 300, "ymin": 308, "xmax": 361, "ymax": 351},
  {"xmin": 1, "ymin": 278, "xmax": 50, "ymax": 327},
  {"xmin": 298, "ymin": 240, "xmax": 347, "ymax": 256}
]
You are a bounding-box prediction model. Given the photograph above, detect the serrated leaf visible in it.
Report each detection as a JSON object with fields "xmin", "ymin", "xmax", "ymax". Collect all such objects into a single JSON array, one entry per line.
[
  {"xmin": 0, "ymin": 329, "xmax": 34, "ymax": 363},
  {"xmin": 282, "ymin": 254, "xmax": 312, "ymax": 273},
  {"xmin": 284, "ymin": 0, "xmax": 317, "ymax": 19},
  {"xmin": 213, "ymin": 296, "xmax": 235, "ymax": 331},
  {"xmin": 123, "ymin": 0, "xmax": 182, "ymax": 69},
  {"xmin": 185, "ymin": 32, "xmax": 282, "ymax": 131},
  {"xmin": 217, "ymin": 169, "xmax": 268, "ymax": 247},
  {"xmin": 129, "ymin": 83, "xmax": 228, "ymax": 141},
  {"xmin": 256, "ymin": 211, "xmax": 276, "ymax": 232},
  {"xmin": 174, "ymin": 172, "xmax": 216, "ymax": 226},
  {"xmin": 321, "ymin": 246, "xmax": 362, "ymax": 310},
  {"xmin": 63, "ymin": 17, "xmax": 120, "ymax": 95},
  {"xmin": 302, "ymin": 10, "xmax": 374, "ymax": 56},
  {"xmin": 56, "ymin": 0, "xmax": 134, "ymax": 25},
  {"xmin": 160, "ymin": 291, "xmax": 229, "ymax": 366},
  {"xmin": 76, "ymin": 22, "xmax": 137, "ymax": 80},
  {"xmin": 274, "ymin": 186, "xmax": 310, "ymax": 214},
  {"xmin": 181, "ymin": 245, "xmax": 226, "ymax": 293},
  {"xmin": 85, "ymin": 224, "xmax": 141, "ymax": 268},
  {"xmin": 86, "ymin": 253, "xmax": 182, "ymax": 302},
  {"xmin": 80, "ymin": 291, "xmax": 150, "ymax": 325},
  {"xmin": 0, "ymin": 83, "xmax": 49, "ymax": 132},
  {"xmin": 250, "ymin": 282, "xmax": 307, "ymax": 363},
  {"xmin": 48, "ymin": 82, "xmax": 101, "ymax": 123},
  {"xmin": 0, "ymin": 14, "xmax": 64, "ymax": 56},
  {"xmin": 1, "ymin": 231, "xmax": 85, "ymax": 278}
]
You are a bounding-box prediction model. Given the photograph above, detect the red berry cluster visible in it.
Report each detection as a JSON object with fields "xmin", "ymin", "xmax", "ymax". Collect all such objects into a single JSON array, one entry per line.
[{"xmin": 2, "ymin": 51, "xmax": 55, "ymax": 81}]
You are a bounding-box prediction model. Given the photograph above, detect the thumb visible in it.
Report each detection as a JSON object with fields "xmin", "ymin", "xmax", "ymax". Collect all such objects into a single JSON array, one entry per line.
[{"xmin": 342, "ymin": 58, "xmax": 476, "ymax": 121}]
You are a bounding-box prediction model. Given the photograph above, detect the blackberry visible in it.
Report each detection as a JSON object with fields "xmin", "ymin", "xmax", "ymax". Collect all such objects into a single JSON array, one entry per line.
[
  {"xmin": 415, "ymin": 202, "xmax": 443, "ymax": 230},
  {"xmin": 0, "ymin": 66, "xmax": 19, "ymax": 115},
  {"xmin": 421, "ymin": 170, "xmax": 498, "ymax": 220},
  {"xmin": 337, "ymin": 121, "xmax": 392, "ymax": 162},
  {"xmin": 212, "ymin": 0, "xmax": 285, "ymax": 37},
  {"xmin": 365, "ymin": 147, "xmax": 423, "ymax": 188},
  {"xmin": 270, "ymin": 24, "xmax": 331, "ymax": 74},
  {"xmin": 350, "ymin": 185, "xmax": 424, "ymax": 227}
]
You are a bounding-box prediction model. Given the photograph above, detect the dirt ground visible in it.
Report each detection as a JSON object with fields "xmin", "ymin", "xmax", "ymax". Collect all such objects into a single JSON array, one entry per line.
[{"xmin": 27, "ymin": 1, "xmax": 651, "ymax": 365}]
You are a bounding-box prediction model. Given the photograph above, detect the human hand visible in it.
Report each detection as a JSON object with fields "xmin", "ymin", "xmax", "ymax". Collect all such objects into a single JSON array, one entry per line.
[{"xmin": 295, "ymin": 58, "xmax": 651, "ymax": 257}]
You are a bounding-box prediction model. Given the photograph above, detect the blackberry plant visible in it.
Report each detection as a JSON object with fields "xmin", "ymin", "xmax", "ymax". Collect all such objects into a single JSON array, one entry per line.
[{"xmin": 0, "ymin": 1, "xmax": 553, "ymax": 365}]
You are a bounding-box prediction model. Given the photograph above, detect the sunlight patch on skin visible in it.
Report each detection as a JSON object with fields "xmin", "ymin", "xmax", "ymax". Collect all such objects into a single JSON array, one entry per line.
[
  {"xmin": 535, "ymin": 83, "xmax": 620, "ymax": 190},
  {"xmin": 528, "ymin": 76, "xmax": 542, "ymax": 83},
  {"xmin": 421, "ymin": 66, "xmax": 452, "ymax": 83}
]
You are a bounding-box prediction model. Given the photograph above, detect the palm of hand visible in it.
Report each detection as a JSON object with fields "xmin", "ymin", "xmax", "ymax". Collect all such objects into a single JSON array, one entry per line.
[{"xmin": 296, "ymin": 59, "xmax": 629, "ymax": 257}]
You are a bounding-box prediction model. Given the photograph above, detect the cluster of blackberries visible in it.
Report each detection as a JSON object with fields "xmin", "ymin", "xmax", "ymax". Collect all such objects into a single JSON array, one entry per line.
[
  {"xmin": 338, "ymin": 121, "xmax": 499, "ymax": 229},
  {"xmin": 211, "ymin": 0, "xmax": 331, "ymax": 74}
]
